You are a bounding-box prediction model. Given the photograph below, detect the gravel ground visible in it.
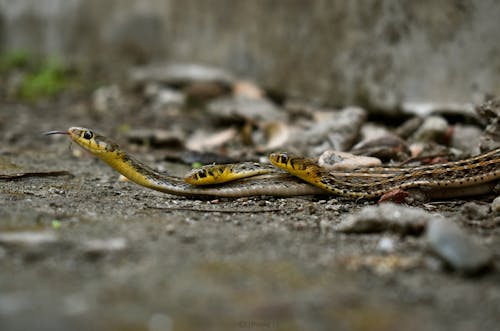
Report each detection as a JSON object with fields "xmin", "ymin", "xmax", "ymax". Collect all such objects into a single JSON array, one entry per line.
[{"xmin": 1, "ymin": 98, "xmax": 500, "ymax": 331}]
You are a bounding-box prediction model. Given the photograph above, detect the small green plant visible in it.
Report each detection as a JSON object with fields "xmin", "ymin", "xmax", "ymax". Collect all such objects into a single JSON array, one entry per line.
[
  {"xmin": 0, "ymin": 50, "xmax": 31, "ymax": 72},
  {"xmin": 0, "ymin": 50, "xmax": 72, "ymax": 101},
  {"xmin": 19, "ymin": 59, "xmax": 67, "ymax": 101},
  {"xmin": 51, "ymin": 219, "xmax": 62, "ymax": 229}
]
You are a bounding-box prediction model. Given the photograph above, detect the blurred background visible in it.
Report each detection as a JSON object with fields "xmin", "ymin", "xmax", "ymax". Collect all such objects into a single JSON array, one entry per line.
[{"xmin": 2, "ymin": 0, "xmax": 499, "ymax": 110}]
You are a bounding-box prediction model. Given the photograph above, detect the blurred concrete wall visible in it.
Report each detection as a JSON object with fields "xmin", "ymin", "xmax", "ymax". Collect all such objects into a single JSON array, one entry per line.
[{"xmin": 1, "ymin": 0, "xmax": 499, "ymax": 110}]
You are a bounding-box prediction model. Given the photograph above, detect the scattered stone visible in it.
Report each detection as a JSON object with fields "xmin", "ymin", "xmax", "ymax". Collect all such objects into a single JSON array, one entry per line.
[
  {"xmin": 186, "ymin": 127, "xmax": 238, "ymax": 151},
  {"xmin": 0, "ymin": 231, "xmax": 58, "ymax": 247},
  {"xmin": 450, "ymin": 124, "xmax": 482, "ymax": 155},
  {"xmin": 206, "ymin": 95, "xmax": 286, "ymax": 122},
  {"xmin": 165, "ymin": 224, "xmax": 176, "ymax": 235},
  {"xmin": 332, "ymin": 203, "xmax": 430, "ymax": 235},
  {"xmin": 359, "ymin": 123, "xmax": 391, "ymax": 141},
  {"xmin": 351, "ymin": 133, "xmax": 409, "ymax": 162},
  {"xmin": 376, "ymin": 236, "xmax": 396, "ymax": 253},
  {"xmin": 339, "ymin": 254, "xmax": 420, "ymax": 275},
  {"xmin": 491, "ymin": 196, "xmax": 500, "ymax": 213},
  {"xmin": 233, "ymin": 80, "xmax": 264, "ymax": 99},
  {"xmin": 426, "ymin": 218, "xmax": 493, "ymax": 275},
  {"xmin": 292, "ymin": 106, "xmax": 366, "ymax": 153},
  {"xmin": 402, "ymin": 101, "xmax": 476, "ymax": 119},
  {"xmin": 184, "ymin": 82, "xmax": 229, "ymax": 102},
  {"xmin": 412, "ymin": 115, "xmax": 450, "ymax": 143},
  {"xmin": 476, "ymin": 98, "xmax": 500, "ymax": 151},
  {"xmin": 129, "ymin": 63, "xmax": 234, "ymax": 87},
  {"xmin": 148, "ymin": 313, "xmax": 173, "ymax": 331},
  {"xmin": 144, "ymin": 84, "xmax": 186, "ymax": 107},
  {"xmin": 377, "ymin": 189, "xmax": 410, "ymax": 204},
  {"xmin": 247, "ymin": 121, "xmax": 291, "ymax": 150},
  {"xmin": 460, "ymin": 202, "xmax": 490, "ymax": 219},
  {"xmin": 126, "ymin": 128, "xmax": 184, "ymax": 148},
  {"xmin": 81, "ymin": 237, "xmax": 128, "ymax": 257},
  {"xmin": 318, "ymin": 150, "xmax": 381, "ymax": 171},
  {"xmin": 394, "ymin": 117, "xmax": 424, "ymax": 139},
  {"xmin": 92, "ymin": 85, "xmax": 124, "ymax": 113}
]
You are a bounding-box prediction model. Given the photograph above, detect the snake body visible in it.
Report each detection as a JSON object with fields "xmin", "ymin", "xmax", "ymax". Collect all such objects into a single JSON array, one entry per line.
[
  {"xmin": 47, "ymin": 127, "xmax": 325, "ymax": 197},
  {"xmin": 46, "ymin": 127, "xmax": 500, "ymax": 199}
]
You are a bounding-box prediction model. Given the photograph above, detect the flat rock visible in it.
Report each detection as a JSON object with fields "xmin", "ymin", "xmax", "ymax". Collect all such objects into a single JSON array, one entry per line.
[
  {"xmin": 332, "ymin": 203, "xmax": 430, "ymax": 235},
  {"xmin": 292, "ymin": 106, "xmax": 367, "ymax": 153},
  {"xmin": 476, "ymin": 98, "xmax": 500, "ymax": 151},
  {"xmin": 129, "ymin": 63, "xmax": 234, "ymax": 87},
  {"xmin": 426, "ymin": 218, "xmax": 493, "ymax": 275},
  {"xmin": 412, "ymin": 115, "xmax": 449, "ymax": 143},
  {"xmin": 318, "ymin": 150, "xmax": 381, "ymax": 171},
  {"xmin": 206, "ymin": 95, "xmax": 286, "ymax": 122},
  {"xmin": 80, "ymin": 237, "xmax": 128, "ymax": 257},
  {"xmin": 0, "ymin": 231, "xmax": 58, "ymax": 247},
  {"xmin": 491, "ymin": 196, "xmax": 500, "ymax": 213}
]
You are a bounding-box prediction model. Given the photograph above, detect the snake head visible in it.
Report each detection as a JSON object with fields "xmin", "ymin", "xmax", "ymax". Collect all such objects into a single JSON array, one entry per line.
[{"xmin": 67, "ymin": 127, "xmax": 119, "ymax": 155}]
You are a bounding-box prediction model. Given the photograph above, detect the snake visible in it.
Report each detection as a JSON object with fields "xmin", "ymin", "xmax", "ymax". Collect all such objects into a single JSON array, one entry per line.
[{"xmin": 45, "ymin": 127, "xmax": 500, "ymax": 199}]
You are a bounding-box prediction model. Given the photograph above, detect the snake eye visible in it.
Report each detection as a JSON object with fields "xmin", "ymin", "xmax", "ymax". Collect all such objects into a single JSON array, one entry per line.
[
  {"xmin": 83, "ymin": 131, "xmax": 93, "ymax": 140},
  {"xmin": 279, "ymin": 154, "xmax": 288, "ymax": 164}
]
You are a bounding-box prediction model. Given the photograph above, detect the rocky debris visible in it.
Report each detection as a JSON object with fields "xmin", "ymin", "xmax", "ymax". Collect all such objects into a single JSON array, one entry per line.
[
  {"xmin": 376, "ymin": 236, "xmax": 396, "ymax": 253},
  {"xmin": 491, "ymin": 196, "xmax": 500, "ymax": 213},
  {"xmin": 129, "ymin": 63, "xmax": 234, "ymax": 87},
  {"xmin": 318, "ymin": 150, "xmax": 381, "ymax": 171},
  {"xmin": 460, "ymin": 202, "xmax": 490, "ymax": 220},
  {"xmin": 395, "ymin": 117, "xmax": 424, "ymax": 139},
  {"xmin": 248, "ymin": 121, "xmax": 291, "ymax": 151},
  {"xmin": 338, "ymin": 254, "xmax": 421, "ymax": 275},
  {"xmin": 126, "ymin": 128, "xmax": 185, "ymax": 148},
  {"xmin": 232, "ymin": 80, "xmax": 264, "ymax": 99},
  {"xmin": 350, "ymin": 133, "xmax": 410, "ymax": 162},
  {"xmin": 412, "ymin": 115, "xmax": 450, "ymax": 144},
  {"xmin": 476, "ymin": 98, "xmax": 500, "ymax": 151},
  {"xmin": 0, "ymin": 231, "xmax": 58, "ymax": 247},
  {"xmin": 401, "ymin": 101, "xmax": 476, "ymax": 120},
  {"xmin": 144, "ymin": 84, "xmax": 186, "ymax": 108},
  {"xmin": 80, "ymin": 237, "xmax": 128, "ymax": 258},
  {"xmin": 206, "ymin": 95, "xmax": 287, "ymax": 122},
  {"xmin": 186, "ymin": 127, "xmax": 238, "ymax": 151},
  {"xmin": 426, "ymin": 218, "xmax": 493, "ymax": 275},
  {"xmin": 332, "ymin": 203, "xmax": 430, "ymax": 235},
  {"xmin": 290, "ymin": 106, "xmax": 367, "ymax": 155},
  {"xmin": 450, "ymin": 124, "xmax": 482, "ymax": 155},
  {"xmin": 92, "ymin": 85, "xmax": 125, "ymax": 113}
]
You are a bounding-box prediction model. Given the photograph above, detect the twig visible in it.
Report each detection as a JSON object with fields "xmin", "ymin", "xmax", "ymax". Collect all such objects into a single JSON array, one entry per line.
[
  {"xmin": 145, "ymin": 205, "xmax": 282, "ymax": 213},
  {"xmin": 0, "ymin": 170, "xmax": 73, "ymax": 180}
]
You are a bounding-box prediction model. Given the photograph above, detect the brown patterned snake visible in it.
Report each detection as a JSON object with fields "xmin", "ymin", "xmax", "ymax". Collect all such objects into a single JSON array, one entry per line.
[{"xmin": 46, "ymin": 127, "xmax": 500, "ymax": 199}]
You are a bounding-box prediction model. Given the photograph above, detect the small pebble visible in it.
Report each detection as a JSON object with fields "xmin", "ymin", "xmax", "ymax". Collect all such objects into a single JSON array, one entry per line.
[
  {"xmin": 412, "ymin": 115, "xmax": 449, "ymax": 143},
  {"xmin": 0, "ymin": 231, "xmax": 58, "ymax": 247},
  {"xmin": 491, "ymin": 196, "xmax": 500, "ymax": 213},
  {"xmin": 149, "ymin": 313, "xmax": 173, "ymax": 331},
  {"xmin": 333, "ymin": 203, "xmax": 430, "ymax": 235},
  {"xmin": 318, "ymin": 150, "xmax": 381, "ymax": 171},
  {"xmin": 376, "ymin": 237, "xmax": 396, "ymax": 253},
  {"xmin": 165, "ymin": 224, "xmax": 176, "ymax": 235},
  {"xmin": 81, "ymin": 237, "xmax": 127, "ymax": 256},
  {"xmin": 450, "ymin": 124, "xmax": 482, "ymax": 155},
  {"xmin": 426, "ymin": 218, "xmax": 492, "ymax": 275},
  {"xmin": 207, "ymin": 95, "xmax": 286, "ymax": 122},
  {"xmin": 460, "ymin": 202, "xmax": 490, "ymax": 219}
]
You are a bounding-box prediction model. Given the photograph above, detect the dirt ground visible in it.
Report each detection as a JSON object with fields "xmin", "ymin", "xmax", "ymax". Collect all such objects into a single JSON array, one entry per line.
[{"xmin": 1, "ymin": 98, "xmax": 500, "ymax": 331}]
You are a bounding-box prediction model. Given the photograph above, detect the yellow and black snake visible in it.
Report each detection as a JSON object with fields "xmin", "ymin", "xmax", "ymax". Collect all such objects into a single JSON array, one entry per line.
[{"xmin": 46, "ymin": 127, "xmax": 500, "ymax": 199}]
